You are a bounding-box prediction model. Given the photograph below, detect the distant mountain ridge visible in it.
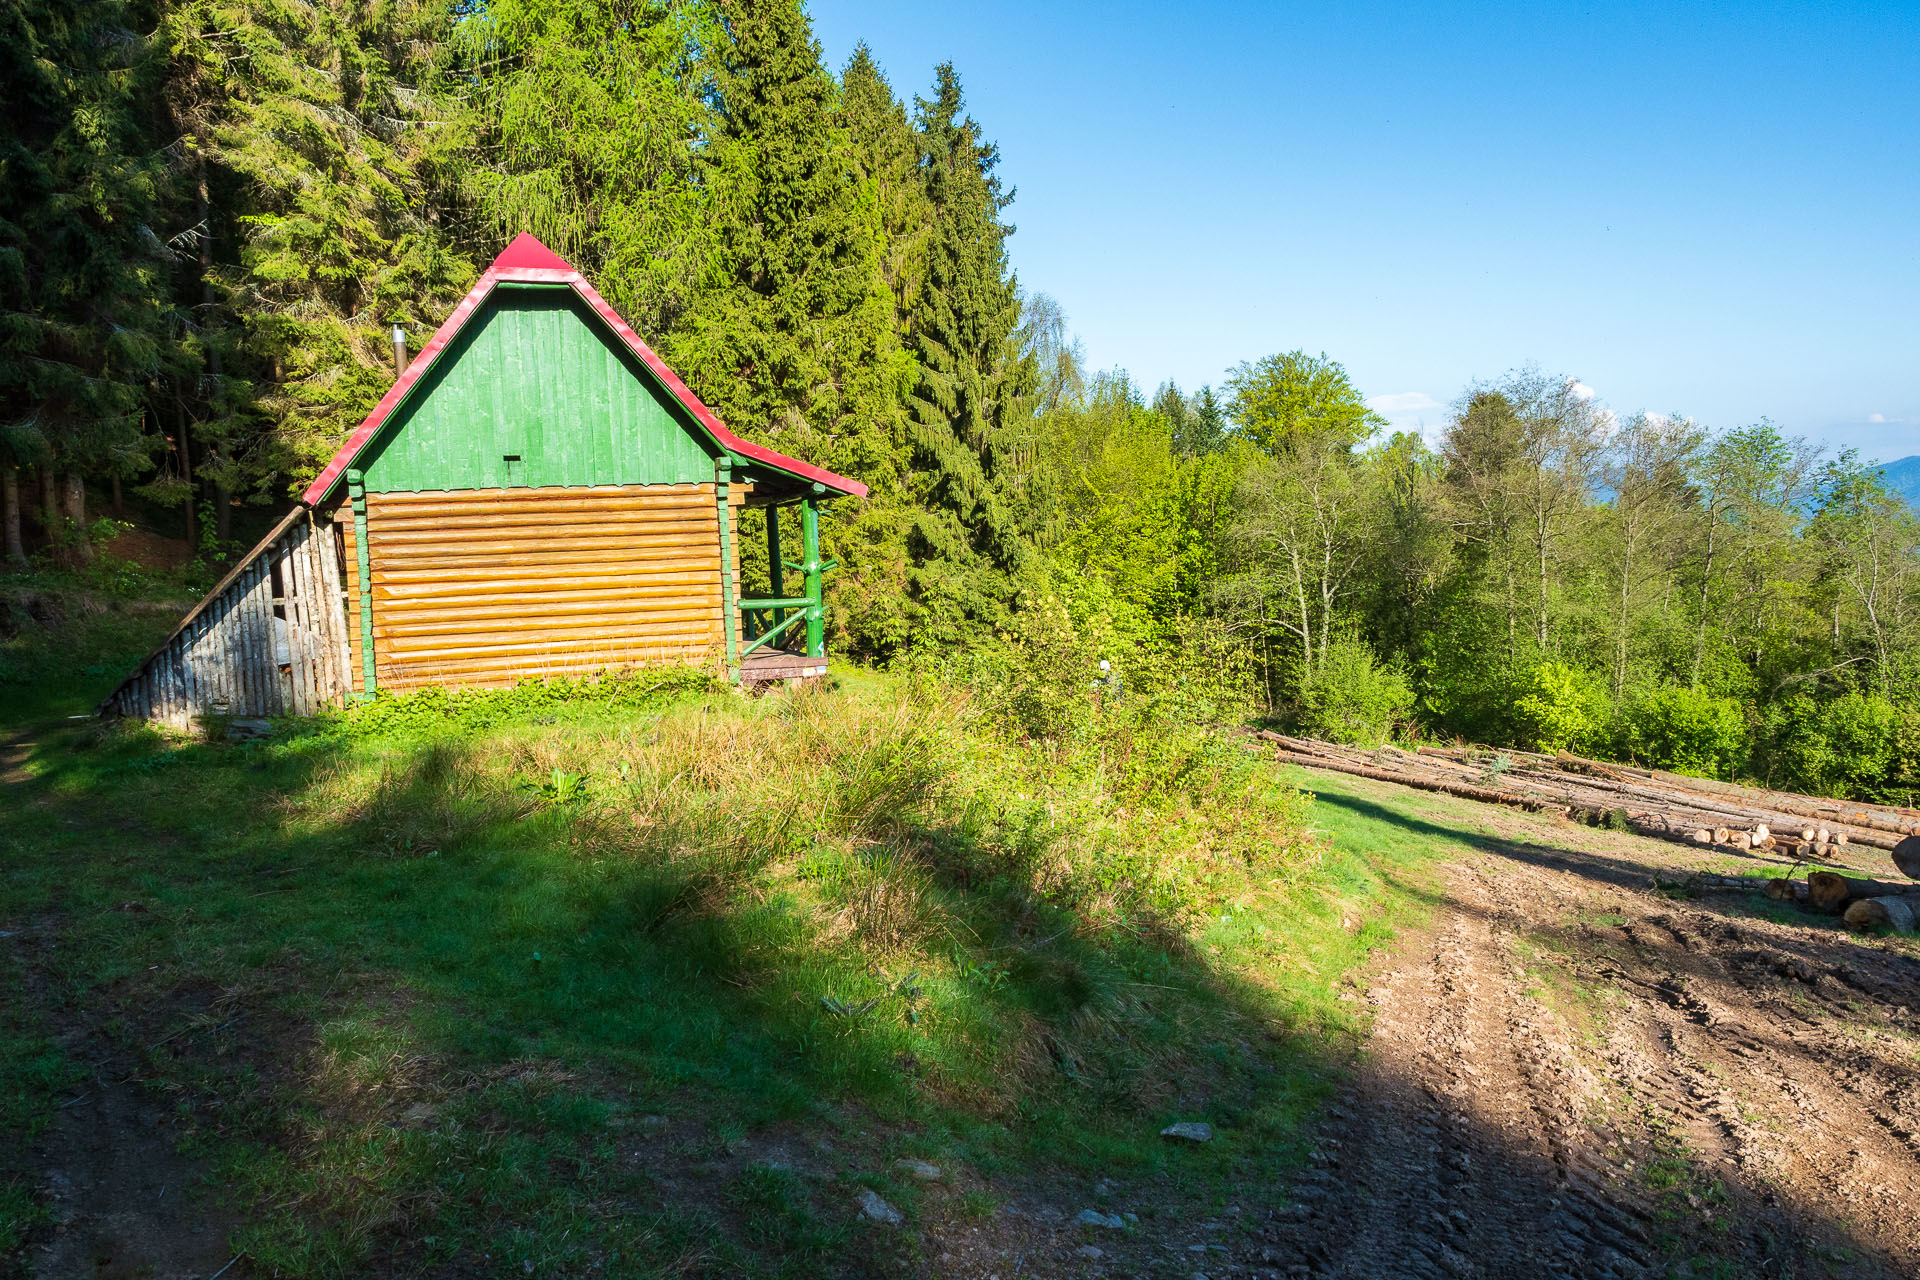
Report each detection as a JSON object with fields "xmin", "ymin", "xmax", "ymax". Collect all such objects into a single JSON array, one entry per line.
[{"xmin": 1878, "ymin": 456, "xmax": 1920, "ymax": 510}]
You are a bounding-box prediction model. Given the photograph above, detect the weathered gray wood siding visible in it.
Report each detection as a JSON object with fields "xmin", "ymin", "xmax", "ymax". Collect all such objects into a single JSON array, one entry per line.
[{"xmin": 100, "ymin": 511, "xmax": 353, "ymax": 729}]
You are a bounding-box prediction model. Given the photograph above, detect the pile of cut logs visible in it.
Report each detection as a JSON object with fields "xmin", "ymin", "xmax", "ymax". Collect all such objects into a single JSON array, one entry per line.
[{"xmin": 1250, "ymin": 731, "xmax": 1920, "ymax": 929}]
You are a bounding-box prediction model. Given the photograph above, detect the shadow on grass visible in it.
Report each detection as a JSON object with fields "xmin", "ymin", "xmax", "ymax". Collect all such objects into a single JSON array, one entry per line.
[
  {"xmin": 1, "ymin": 712, "xmax": 1910, "ymax": 1278},
  {"xmin": 0, "ymin": 702, "xmax": 1355, "ymax": 1278}
]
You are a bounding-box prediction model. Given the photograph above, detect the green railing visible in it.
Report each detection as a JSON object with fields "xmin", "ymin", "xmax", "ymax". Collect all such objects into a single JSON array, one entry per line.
[{"xmin": 733, "ymin": 490, "xmax": 835, "ymax": 671}]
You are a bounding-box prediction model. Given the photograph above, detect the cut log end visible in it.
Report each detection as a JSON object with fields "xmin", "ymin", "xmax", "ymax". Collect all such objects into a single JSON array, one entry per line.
[
  {"xmin": 1894, "ymin": 834, "xmax": 1920, "ymax": 882},
  {"xmin": 1808, "ymin": 871, "xmax": 1854, "ymax": 913},
  {"xmin": 1843, "ymin": 896, "xmax": 1916, "ymax": 934},
  {"xmin": 1764, "ymin": 877, "xmax": 1805, "ymax": 902}
]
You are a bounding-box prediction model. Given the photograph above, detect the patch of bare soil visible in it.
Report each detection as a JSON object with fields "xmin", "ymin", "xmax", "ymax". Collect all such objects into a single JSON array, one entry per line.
[
  {"xmin": 0, "ymin": 735, "xmax": 29, "ymax": 786},
  {"xmin": 918, "ymin": 782, "xmax": 1920, "ymax": 1279},
  {"xmin": 1266, "ymin": 852, "xmax": 1919, "ymax": 1280},
  {"xmin": 8, "ymin": 915, "xmax": 242, "ymax": 1280},
  {"xmin": 30, "ymin": 1072, "xmax": 236, "ymax": 1280}
]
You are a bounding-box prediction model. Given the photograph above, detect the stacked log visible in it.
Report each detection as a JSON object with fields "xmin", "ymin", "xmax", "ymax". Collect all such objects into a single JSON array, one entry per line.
[
  {"xmin": 1895, "ymin": 836, "xmax": 1920, "ymax": 881},
  {"xmin": 1250, "ymin": 731, "xmax": 1920, "ymax": 895},
  {"xmin": 1845, "ymin": 897, "xmax": 1917, "ymax": 932}
]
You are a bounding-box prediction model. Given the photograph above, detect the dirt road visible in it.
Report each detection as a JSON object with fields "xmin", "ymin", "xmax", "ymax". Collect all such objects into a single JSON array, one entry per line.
[
  {"xmin": 1258, "ymin": 776, "xmax": 1920, "ymax": 1280},
  {"xmin": 929, "ymin": 772, "xmax": 1920, "ymax": 1279}
]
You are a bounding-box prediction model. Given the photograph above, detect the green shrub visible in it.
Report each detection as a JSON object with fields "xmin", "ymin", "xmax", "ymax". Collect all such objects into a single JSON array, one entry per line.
[
  {"xmin": 1299, "ymin": 637, "xmax": 1414, "ymax": 745},
  {"xmin": 317, "ymin": 665, "xmax": 723, "ymax": 739},
  {"xmin": 1760, "ymin": 691, "xmax": 1898, "ymax": 799},
  {"xmin": 1510, "ymin": 662, "xmax": 1609, "ymax": 754},
  {"xmin": 1617, "ymin": 685, "xmax": 1747, "ymax": 778}
]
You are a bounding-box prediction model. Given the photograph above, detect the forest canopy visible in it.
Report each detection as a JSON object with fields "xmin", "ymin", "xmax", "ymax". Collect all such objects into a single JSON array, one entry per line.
[{"xmin": 6, "ymin": 0, "xmax": 1920, "ymax": 801}]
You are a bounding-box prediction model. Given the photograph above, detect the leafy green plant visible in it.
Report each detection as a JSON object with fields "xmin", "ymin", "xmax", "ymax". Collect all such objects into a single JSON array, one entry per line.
[
  {"xmin": 1617, "ymin": 685, "xmax": 1747, "ymax": 778},
  {"xmin": 1758, "ymin": 691, "xmax": 1898, "ymax": 798},
  {"xmin": 1510, "ymin": 662, "xmax": 1609, "ymax": 754},
  {"xmin": 522, "ymin": 767, "xmax": 589, "ymax": 807},
  {"xmin": 953, "ymin": 950, "xmax": 1009, "ymax": 993},
  {"xmin": 1298, "ymin": 636, "xmax": 1414, "ymax": 745},
  {"xmin": 322, "ymin": 666, "xmax": 721, "ymax": 739}
]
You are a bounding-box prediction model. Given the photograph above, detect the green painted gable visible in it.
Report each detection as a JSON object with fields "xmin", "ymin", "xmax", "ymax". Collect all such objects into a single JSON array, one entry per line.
[{"xmin": 355, "ymin": 285, "xmax": 719, "ymax": 492}]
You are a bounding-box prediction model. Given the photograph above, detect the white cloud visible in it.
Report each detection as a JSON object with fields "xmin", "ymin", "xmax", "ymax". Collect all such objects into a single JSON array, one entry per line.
[
  {"xmin": 1367, "ymin": 391, "xmax": 1441, "ymax": 413},
  {"xmin": 1869, "ymin": 412, "xmax": 1888, "ymax": 423},
  {"xmin": 1568, "ymin": 380, "xmax": 1597, "ymax": 402}
]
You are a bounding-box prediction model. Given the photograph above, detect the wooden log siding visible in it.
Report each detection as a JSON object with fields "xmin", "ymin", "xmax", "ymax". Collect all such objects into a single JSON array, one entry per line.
[
  {"xmin": 344, "ymin": 483, "xmax": 732, "ymax": 692},
  {"xmin": 99, "ymin": 512, "xmax": 353, "ymax": 728}
]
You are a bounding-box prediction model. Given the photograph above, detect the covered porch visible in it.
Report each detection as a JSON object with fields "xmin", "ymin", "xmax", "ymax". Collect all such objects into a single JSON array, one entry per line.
[{"xmin": 719, "ymin": 476, "xmax": 841, "ymax": 687}]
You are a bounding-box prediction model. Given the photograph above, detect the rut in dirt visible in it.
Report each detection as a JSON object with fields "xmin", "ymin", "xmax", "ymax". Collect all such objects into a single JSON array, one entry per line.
[{"xmin": 1248, "ymin": 817, "xmax": 1920, "ymax": 1280}]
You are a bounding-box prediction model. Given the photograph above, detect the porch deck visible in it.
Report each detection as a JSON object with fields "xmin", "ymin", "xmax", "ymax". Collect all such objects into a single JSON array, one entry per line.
[{"xmin": 738, "ymin": 648, "xmax": 830, "ymax": 686}]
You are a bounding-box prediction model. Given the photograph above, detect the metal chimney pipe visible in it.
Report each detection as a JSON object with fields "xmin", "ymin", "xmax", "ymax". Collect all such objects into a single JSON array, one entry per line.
[{"xmin": 391, "ymin": 325, "xmax": 407, "ymax": 377}]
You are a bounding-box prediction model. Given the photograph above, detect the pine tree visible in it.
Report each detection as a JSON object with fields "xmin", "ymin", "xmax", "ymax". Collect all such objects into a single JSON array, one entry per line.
[
  {"xmin": 884, "ymin": 62, "xmax": 1034, "ymax": 644},
  {"xmin": 675, "ymin": 0, "xmax": 904, "ymax": 485},
  {"xmin": 453, "ymin": 0, "xmax": 718, "ymax": 341},
  {"xmin": 162, "ymin": 0, "xmax": 473, "ymax": 518},
  {"xmin": 0, "ymin": 0, "xmax": 179, "ymax": 560}
]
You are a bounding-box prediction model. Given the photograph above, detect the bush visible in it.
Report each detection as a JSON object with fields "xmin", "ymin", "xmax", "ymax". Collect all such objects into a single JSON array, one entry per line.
[
  {"xmin": 1759, "ymin": 691, "xmax": 1898, "ymax": 799},
  {"xmin": 316, "ymin": 666, "xmax": 723, "ymax": 739},
  {"xmin": 1617, "ymin": 685, "xmax": 1747, "ymax": 778},
  {"xmin": 1299, "ymin": 637, "xmax": 1414, "ymax": 745},
  {"xmin": 1510, "ymin": 662, "xmax": 1608, "ymax": 754}
]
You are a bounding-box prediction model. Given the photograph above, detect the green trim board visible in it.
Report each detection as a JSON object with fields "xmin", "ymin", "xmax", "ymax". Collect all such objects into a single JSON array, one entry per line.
[
  {"xmin": 354, "ymin": 287, "xmax": 720, "ymax": 493},
  {"xmin": 717, "ymin": 478, "xmax": 740, "ymax": 682},
  {"xmin": 347, "ymin": 471, "xmax": 376, "ymax": 697}
]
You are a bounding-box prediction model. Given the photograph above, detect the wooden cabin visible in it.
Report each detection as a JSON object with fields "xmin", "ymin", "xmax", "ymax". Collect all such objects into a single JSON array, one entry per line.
[{"xmin": 100, "ymin": 235, "xmax": 867, "ymax": 728}]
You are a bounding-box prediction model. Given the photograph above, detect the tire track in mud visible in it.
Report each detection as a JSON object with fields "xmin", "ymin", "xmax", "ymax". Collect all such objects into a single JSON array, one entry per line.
[
  {"xmin": 1253, "ymin": 828, "xmax": 1920, "ymax": 1280},
  {"xmin": 1259, "ymin": 868, "xmax": 1658, "ymax": 1280}
]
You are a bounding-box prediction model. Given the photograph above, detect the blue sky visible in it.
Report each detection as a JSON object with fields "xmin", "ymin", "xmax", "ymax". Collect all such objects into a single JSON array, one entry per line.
[{"xmin": 809, "ymin": 1, "xmax": 1920, "ymax": 458}]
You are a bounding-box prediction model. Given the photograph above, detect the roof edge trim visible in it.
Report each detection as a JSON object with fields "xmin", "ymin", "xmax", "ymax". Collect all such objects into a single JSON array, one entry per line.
[{"xmin": 300, "ymin": 238, "xmax": 868, "ymax": 507}]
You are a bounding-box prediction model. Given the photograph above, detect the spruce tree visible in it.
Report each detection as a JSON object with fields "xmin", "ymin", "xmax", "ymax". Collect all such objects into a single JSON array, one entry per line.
[
  {"xmin": 840, "ymin": 44, "xmax": 926, "ymax": 342},
  {"xmin": 676, "ymin": 0, "xmax": 903, "ymax": 485},
  {"xmin": 0, "ymin": 0, "xmax": 178, "ymax": 558},
  {"xmin": 452, "ymin": 0, "xmax": 718, "ymax": 340},
  {"xmin": 893, "ymin": 63, "xmax": 1031, "ymax": 637},
  {"xmin": 162, "ymin": 0, "xmax": 473, "ymax": 509}
]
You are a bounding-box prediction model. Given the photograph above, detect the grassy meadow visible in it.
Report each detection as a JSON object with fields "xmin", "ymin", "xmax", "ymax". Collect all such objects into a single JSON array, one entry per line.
[{"xmin": 1, "ymin": 582, "xmax": 1455, "ymax": 1277}]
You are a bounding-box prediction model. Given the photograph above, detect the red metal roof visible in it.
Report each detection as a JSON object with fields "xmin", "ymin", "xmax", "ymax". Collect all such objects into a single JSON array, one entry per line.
[{"xmin": 300, "ymin": 236, "xmax": 869, "ymax": 506}]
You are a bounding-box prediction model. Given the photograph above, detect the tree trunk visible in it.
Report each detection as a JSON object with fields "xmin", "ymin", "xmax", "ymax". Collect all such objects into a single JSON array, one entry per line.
[
  {"xmin": 61, "ymin": 473, "xmax": 93, "ymax": 563},
  {"xmin": 40, "ymin": 466, "xmax": 61, "ymax": 556},
  {"xmin": 1892, "ymin": 835, "xmax": 1920, "ymax": 881},
  {"xmin": 1, "ymin": 466, "xmax": 25, "ymax": 566},
  {"xmin": 1691, "ymin": 507, "xmax": 1721, "ymax": 686},
  {"xmin": 174, "ymin": 397, "xmax": 198, "ymax": 548},
  {"xmin": 197, "ymin": 160, "xmax": 230, "ymax": 549},
  {"xmin": 215, "ymin": 466, "xmax": 231, "ymax": 544}
]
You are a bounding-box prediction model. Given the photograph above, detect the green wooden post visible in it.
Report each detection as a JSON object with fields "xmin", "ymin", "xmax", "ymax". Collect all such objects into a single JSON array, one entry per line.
[
  {"xmin": 346, "ymin": 469, "xmax": 376, "ymax": 698},
  {"xmin": 766, "ymin": 505, "xmax": 785, "ymax": 638},
  {"xmin": 801, "ymin": 492, "xmax": 824, "ymax": 658},
  {"xmin": 717, "ymin": 477, "xmax": 740, "ymax": 682}
]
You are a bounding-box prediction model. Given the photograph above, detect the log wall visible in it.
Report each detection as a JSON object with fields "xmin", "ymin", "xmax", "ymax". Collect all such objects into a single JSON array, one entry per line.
[
  {"xmin": 341, "ymin": 483, "xmax": 737, "ymax": 692},
  {"xmin": 99, "ymin": 510, "xmax": 353, "ymax": 728}
]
